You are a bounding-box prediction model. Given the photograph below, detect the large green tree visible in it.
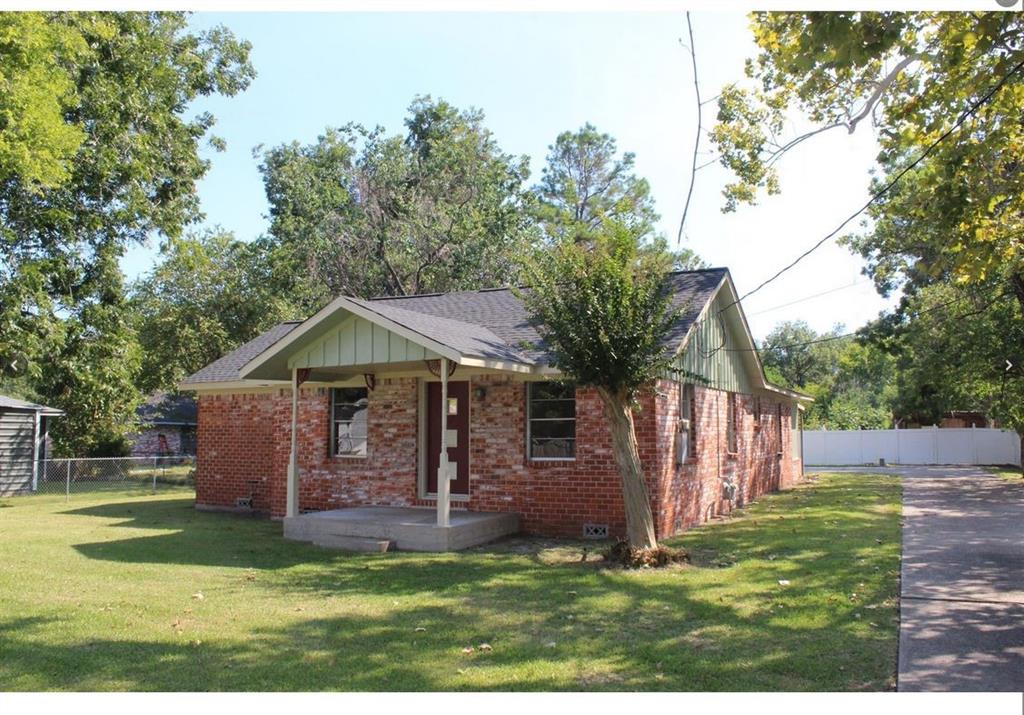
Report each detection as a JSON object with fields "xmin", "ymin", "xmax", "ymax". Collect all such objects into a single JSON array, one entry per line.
[
  {"xmin": 0, "ymin": 12, "xmax": 253, "ymax": 452},
  {"xmin": 520, "ymin": 224, "xmax": 679, "ymax": 550},
  {"xmin": 258, "ymin": 96, "xmax": 535, "ymax": 308},
  {"xmin": 132, "ymin": 230, "xmax": 301, "ymax": 395},
  {"xmin": 712, "ymin": 12, "xmax": 1024, "ymax": 310},
  {"xmin": 760, "ymin": 320, "xmax": 896, "ymax": 429},
  {"xmin": 534, "ymin": 123, "xmax": 704, "ymax": 270}
]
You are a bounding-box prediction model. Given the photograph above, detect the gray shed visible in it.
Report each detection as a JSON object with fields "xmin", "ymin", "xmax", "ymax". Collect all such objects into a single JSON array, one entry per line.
[{"xmin": 0, "ymin": 395, "xmax": 63, "ymax": 496}]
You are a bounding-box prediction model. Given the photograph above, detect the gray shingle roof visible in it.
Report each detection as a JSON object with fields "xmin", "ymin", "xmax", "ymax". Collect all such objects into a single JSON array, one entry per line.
[
  {"xmin": 137, "ymin": 392, "xmax": 198, "ymax": 425},
  {"xmin": 182, "ymin": 268, "xmax": 728, "ymax": 386},
  {"xmin": 0, "ymin": 394, "xmax": 63, "ymax": 415},
  {"xmin": 183, "ymin": 321, "xmax": 301, "ymax": 385}
]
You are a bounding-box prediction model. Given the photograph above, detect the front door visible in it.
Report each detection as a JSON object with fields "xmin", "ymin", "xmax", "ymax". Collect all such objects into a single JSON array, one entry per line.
[{"xmin": 426, "ymin": 381, "xmax": 470, "ymax": 496}]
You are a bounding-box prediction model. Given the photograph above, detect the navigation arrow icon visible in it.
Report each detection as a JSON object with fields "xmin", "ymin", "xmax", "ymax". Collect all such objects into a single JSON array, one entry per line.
[{"xmin": 1007, "ymin": 360, "xmax": 1014, "ymax": 372}]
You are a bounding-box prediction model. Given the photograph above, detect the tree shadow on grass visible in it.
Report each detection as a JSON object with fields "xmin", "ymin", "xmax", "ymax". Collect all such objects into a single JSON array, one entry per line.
[{"xmin": 0, "ymin": 569, "xmax": 895, "ymax": 691}]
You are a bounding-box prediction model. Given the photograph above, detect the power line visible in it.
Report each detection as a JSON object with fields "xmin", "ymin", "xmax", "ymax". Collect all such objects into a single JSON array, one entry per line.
[
  {"xmin": 746, "ymin": 279, "xmax": 871, "ymax": 317},
  {"xmin": 716, "ymin": 54, "xmax": 1024, "ymax": 318},
  {"xmin": 727, "ymin": 289, "xmax": 1005, "ymax": 355}
]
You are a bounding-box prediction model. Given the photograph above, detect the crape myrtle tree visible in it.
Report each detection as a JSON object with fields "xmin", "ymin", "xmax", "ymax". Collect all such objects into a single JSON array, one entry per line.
[
  {"xmin": 520, "ymin": 225, "xmax": 680, "ymax": 550},
  {"xmin": 522, "ymin": 123, "xmax": 703, "ymax": 550}
]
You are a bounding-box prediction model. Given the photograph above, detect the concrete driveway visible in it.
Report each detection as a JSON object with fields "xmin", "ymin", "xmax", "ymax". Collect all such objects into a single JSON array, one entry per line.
[{"xmin": 827, "ymin": 465, "xmax": 1024, "ymax": 691}]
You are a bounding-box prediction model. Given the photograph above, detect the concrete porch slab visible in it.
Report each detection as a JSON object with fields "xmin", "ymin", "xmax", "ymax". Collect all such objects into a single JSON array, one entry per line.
[{"xmin": 283, "ymin": 506, "xmax": 519, "ymax": 552}]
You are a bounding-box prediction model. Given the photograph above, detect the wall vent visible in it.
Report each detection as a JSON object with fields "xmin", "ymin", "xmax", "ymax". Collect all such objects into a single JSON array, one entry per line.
[
  {"xmin": 235, "ymin": 496, "xmax": 253, "ymax": 509},
  {"xmin": 583, "ymin": 523, "xmax": 609, "ymax": 540}
]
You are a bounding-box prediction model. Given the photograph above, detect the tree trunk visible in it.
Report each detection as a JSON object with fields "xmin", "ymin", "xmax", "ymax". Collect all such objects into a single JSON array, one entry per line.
[{"xmin": 596, "ymin": 386, "xmax": 657, "ymax": 549}]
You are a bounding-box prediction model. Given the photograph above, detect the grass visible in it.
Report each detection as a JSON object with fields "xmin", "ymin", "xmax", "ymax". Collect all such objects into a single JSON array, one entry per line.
[
  {"xmin": 985, "ymin": 465, "xmax": 1023, "ymax": 483},
  {"xmin": 0, "ymin": 472, "xmax": 901, "ymax": 691}
]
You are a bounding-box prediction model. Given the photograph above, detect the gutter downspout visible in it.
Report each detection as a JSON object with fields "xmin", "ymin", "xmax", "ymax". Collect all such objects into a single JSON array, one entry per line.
[
  {"xmin": 286, "ymin": 368, "xmax": 299, "ymax": 519},
  {"xmin": 31, "ymin": 410, "xmax": 40, "ymax": 492}
]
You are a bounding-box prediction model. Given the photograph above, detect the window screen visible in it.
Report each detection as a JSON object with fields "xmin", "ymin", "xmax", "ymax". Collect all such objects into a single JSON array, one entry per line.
[
  {"xmin": 528, "ymin": 382, "xmax": 576, "ymax": 459},
  {"xmin": 331, "ymin": 387, "xmax": 368, "ymax": 457}
]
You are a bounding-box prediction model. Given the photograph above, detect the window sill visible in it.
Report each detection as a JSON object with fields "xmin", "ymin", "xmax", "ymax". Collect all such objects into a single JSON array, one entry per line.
[
  {"xmin": 726, "ymin": 452, "xmax": 739, "ymax": 460},
  {"xmin": 528, "ymin": 457, "xmax": 576, "ymax": 463},
  {"xmin": 332, "ymin": 454, "xmax": 368, "ymax": 460}
]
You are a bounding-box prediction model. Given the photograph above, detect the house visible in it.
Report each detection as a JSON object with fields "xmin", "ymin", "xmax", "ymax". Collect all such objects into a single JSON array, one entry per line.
[
  {"xmin": 181, "ymin": 268, "xmax": 809, "ymax": 550},
  {"xmin": 0, "ymin": 394, "xmax": 62, "ymax": 496},
  {"xmin": 130, "ymin": 392, "xmax": 198, "ymax": 458}
]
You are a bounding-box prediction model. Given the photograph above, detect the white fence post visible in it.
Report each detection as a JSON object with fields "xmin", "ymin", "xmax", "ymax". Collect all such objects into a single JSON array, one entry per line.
[{"xmin": 65, "ymin": 459, "xmax": 71, "ymax": 502}]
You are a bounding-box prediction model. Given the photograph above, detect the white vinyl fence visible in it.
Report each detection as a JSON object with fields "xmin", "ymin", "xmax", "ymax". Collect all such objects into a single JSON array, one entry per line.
[{"xmin": 804, "ymin": 427, "xmax": 1021, "ymax": 467}]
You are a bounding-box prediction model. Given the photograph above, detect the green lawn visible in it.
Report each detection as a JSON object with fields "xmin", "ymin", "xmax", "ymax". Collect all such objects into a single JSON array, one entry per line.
[{"xmin": 0, "ymin": 472, "xmax": 901, "ymax": 691}]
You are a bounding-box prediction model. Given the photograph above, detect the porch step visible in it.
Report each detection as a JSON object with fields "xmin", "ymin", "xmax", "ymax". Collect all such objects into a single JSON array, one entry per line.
[{"xmin": 312, "ymin": 534, "xmax": 392, "ymax": 552}]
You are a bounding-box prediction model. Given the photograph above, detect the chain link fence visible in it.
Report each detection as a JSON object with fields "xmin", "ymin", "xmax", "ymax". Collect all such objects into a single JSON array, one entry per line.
[{"xmin": 31, "ymin": 456, "xmax": 195, "ymax": 499}]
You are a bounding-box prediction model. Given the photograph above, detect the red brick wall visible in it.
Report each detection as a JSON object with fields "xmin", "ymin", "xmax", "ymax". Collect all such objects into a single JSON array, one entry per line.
[
  {"xmin": 195, "ymin": 391, "xmax": 279, "ymax": 512},
  {"xmin": 194, "ymin": 376, "xmax": 803, "ymax": 539},
  {"xmin": 652, "ymin": 381, "xmax": 802, "ymax": 537}
]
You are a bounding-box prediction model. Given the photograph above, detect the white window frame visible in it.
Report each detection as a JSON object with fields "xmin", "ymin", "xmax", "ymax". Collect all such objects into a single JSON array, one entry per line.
[
  {"xmin": 331, "ymin": 387, "xmax": 369, "ymax": 458},
  {"xmin": 526, "ymin": 381, "xmax": 577, "ymax": 461}
]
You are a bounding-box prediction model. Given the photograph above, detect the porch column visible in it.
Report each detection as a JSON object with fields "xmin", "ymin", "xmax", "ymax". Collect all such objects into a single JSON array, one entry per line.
[
  {"xmin": 436, "ymin": 357, "xmax": 451, "ymax": 527},
  {"xmin": 286, "ymin": 367, "xmax": 299, "ymax": 519}
]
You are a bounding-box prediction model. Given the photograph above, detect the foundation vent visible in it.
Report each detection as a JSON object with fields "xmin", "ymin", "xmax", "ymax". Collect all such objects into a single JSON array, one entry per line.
[
  {"xmin": 235, "ymin": 496, "xmax": 253, "ymax": 509},
  {"xmin": 583, "ymin": 523, "xmax": 609, "ymax": 540}
]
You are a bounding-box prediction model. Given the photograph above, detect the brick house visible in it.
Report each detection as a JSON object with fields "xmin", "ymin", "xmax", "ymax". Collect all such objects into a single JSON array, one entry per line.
[
  {"xmin": 181, "ymin": 268, "xmax": 808, "ymax": 549},
  {"xmin": 130, "ymin": 392, "xmax": 198, "ymax": 458}
]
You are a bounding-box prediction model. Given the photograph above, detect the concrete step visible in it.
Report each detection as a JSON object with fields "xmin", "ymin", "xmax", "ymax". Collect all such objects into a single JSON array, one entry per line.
[{"xmin": 311, "ymin": 534, "xmax": 392, "ymax": 552}]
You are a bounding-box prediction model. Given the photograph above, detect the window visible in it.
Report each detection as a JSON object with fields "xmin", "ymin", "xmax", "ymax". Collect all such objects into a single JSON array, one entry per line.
[
  {"xmin": 679, "ymin": 383, "xmax": 698, "ymax": 462},
  {"xmin": 791, "ymin": 408, "xmax": 801, "ymax": 460},
  {"xmin": 776, "ymin": 404, "xmax": 784, "ymax": 454},
  {"xmin": 331, "ymin": 387, "xmax": 368, "ymax": 457},
  {"xmin": 528, "ymin": 381, "xmax": 576, "ymax": 459},
  {"xmin": 726, "ymin": 392, "xmax": 738, "ymax": 454},
  {"xmin": 753, "ymin": 396, "xmax": 761, "ymax": 431}
]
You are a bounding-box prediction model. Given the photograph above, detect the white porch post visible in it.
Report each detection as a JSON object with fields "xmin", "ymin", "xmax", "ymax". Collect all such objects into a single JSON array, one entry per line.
[
  {"xmin": 286, "ymin": 367, "xmax": 300, "ymax": 519},
  {"xmin": 436, "ymin": 357, "xmax": 451, "ymax": 527}
]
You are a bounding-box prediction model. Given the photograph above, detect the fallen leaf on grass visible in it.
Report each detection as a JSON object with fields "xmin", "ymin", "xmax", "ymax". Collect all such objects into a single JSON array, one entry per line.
[
  {"xmin": 461, "ymin": 646, "xmax": 475, "ymax": 654},
  {"xmin": 478, "ymin": 643, "xmax": 492, "ymax": 651},
  {"xmin": 778, "ymin": 579, "xmax": 791, "ymax": 586},
  {"xmin": 545, "ymin": 641, "xmax": 557, "ymax": 648},
  {"xmin": 191, "ymin": 592, "xmax": 204, "ymax": 601},
  {"xmin": 414, "ymin": 627, "xmax": 427, "ymax": 632}
]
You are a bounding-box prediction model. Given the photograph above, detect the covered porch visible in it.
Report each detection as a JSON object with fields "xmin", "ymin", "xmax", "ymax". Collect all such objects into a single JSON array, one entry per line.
[
  {"xmin": 282, "ymin": 506, "xmax": 519, "ymax": 552},
  {"xmin": 238, "ymin": 294, "xmax": 541, "ymax": 550}
]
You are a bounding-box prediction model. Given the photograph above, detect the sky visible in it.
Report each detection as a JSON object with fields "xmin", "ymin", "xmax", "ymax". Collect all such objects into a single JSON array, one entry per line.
[{"xmin": 120, "ymin": 11, "xmax": 900, "ymax": 341}]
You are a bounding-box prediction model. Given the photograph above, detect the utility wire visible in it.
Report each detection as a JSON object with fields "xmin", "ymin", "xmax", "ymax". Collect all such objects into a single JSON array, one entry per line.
[
  {"xmin": 726, "ymin": 288, "xmax": 1006, "ymax": 354},
  {"xmin": 746, "ymin": 279, "xmax": 871, "ymax": 317},
  {"xmin": 715, "ymin": 54, "xmax": 1024, "ymax": 318}
]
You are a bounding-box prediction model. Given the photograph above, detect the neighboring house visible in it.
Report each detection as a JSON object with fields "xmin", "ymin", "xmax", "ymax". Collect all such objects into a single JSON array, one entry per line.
[
  {"xmin": 131, "ymin": 392, "xmax": 197, "ymax": 457},
  {"xmin": 0, "ymin": 395, "xmax": 62, "ymax": 496},
  {"xmin": 181, "ymin": 268, "xmax": 810, "ymax": 542}
]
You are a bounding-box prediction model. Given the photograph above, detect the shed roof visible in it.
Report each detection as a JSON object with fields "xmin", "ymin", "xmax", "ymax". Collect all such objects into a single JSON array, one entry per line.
[{"xmin": 0, "ymin": 394, "xmax": 63, "ymax": 416}]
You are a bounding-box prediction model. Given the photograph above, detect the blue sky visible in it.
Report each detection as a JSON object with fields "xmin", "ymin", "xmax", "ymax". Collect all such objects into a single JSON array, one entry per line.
[{"xmin": 121, "ymin": 11, "xmax": 898, "ymax": 339}]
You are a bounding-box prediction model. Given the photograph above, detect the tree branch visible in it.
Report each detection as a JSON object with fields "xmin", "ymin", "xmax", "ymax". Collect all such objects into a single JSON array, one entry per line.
[
  {"xmin": 847, "ymin": 54, "xmax": 921, "ymax": 134},
  {"xmin": 677, "ymin": 12, "xmax": 702, "ymax": 245}
]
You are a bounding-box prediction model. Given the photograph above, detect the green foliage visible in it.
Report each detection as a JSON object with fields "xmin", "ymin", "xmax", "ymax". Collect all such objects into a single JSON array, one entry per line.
[
  {"xmin": 761, "ymin": 320, "xmax": 895, "ymax": 429},
  {"xmin": 520, "ymin": 225, "xmax": 679, "ymax": 399},
  {"xmin": 0, "ymin": 13, "xmax": 87, "ymax": 189},
  {"xmin": 36, "ymin": 255, "xmax": 143, "ymax": 457},
  {"xmin": 534, "ymin": 123, "xmax": 660, "ymax": 244},
  {"xmin": 257, "ymin": 96, "xmax": 535, "ymax": 307},
  {"xmin": 131, "ymin": 230, "xmax": 301, "ymax": 395},
  {"xmin": 873, "ymin": 281, "xmax": 1023, "ymax": 434},
  {"xmin": 713, "ymin": 12, "xmax": 1024, "ymax": 301},
  {"xmin": 0, "ymin": 12, "xmax": 254, "ymax": 382},
  {"xmin": 0, "ymin": 12, "xmax": 252, "ymax": 455}
]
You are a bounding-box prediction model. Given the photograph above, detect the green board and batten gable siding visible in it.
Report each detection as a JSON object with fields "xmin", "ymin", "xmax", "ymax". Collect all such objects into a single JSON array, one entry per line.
[
  {"xmin": 287, "ymin": 314, "xmax": 442, "ymax": 370},
  {"xmin": 672, "ymin": 289, "xmax": 754, "ymax": 394}
]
